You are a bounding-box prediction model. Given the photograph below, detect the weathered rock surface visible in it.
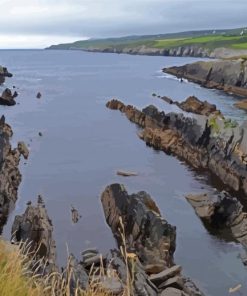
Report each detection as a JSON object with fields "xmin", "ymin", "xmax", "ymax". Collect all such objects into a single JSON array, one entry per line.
[
  {"xmin": 101, "ymin": 183, "xmax": 176, "ymax": 270},
  {"xmin": 186, "ymin": 191, "xmax": 247, "ymax": 248},
  {"xmin": 0, "ymin": 115, "xmax": 23, "ymax": 232},
  {"xmin": 17, "ymin": 141, "xmax": 29, "ymax": 159},
  {"xmin": 106, "ymin": 99, "xmax": 247, "ymax": 195},
  {"xmin": 0, "ymin": 66, "xmax": 13, "ymax": 84},
  {"xmin": 159, "ymin": 95, "xmax": 219, "ymax": 116},
  {"xmin": 0, "ymin": 88, "xmax": 17, "ymax": 106},
  {"xmin": 11, "ymin": 196, "xmax": 57, "ymax": 268},
  {"xmin": 101, "ymin": 184, "xmax": 204, "ymax": 296},
  {"xmin": 164, "ymin": 59, "xmax": 247, "ymax": 97}
]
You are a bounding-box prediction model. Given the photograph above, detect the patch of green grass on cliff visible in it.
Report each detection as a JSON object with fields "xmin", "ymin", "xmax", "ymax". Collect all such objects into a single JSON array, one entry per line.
[
  {"xmin": 231, "ymin": 42, "xmax": 247, "ymax": 49},
  {"xmin": 153, "ymin": 35, "xmax": 246, "ymax": 49}
]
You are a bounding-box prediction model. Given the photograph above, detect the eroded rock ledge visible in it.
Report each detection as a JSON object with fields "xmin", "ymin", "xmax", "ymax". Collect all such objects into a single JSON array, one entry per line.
[
  {"xmin": 186, "ymin": 191, "xmax": 247, "ymax": 251},
  {"xmin": 163, "ymin": 59, "xmax": 247, "ymax": 97},
  {"xmin": 106, "ymin": 99, "xmax": 247, "ymax": 195}
]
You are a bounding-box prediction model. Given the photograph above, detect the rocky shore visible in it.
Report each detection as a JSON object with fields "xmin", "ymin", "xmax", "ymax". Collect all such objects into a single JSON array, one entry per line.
[
  {"xmin": 0, "ymin": 66, "xmax": 12, "ymax": 84},
  {"xmin": 0, "ymin": 115, "xmax": 28, "ymax": 233},
  {"xmin": 63, "ymin": 45, "xmax": 247, "ymax": 59},
  {"xmin": 106, "ymin": 98, "xmax": 247, "ymax": 195},
  {"xmin": 163, "ymin": 59, "xmax": 247, "ymax": 99},
  {"xmin": 11, "ymin": 184, "xmax": 204, "ymax": 296},
  {"xmin": 186, "ymin": 191, "xmax": 247, "ymax": 249}
]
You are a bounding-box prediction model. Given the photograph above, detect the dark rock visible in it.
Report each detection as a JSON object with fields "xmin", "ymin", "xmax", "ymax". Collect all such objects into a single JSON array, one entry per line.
[
  {"xmin": 186, "ymin": 191, "xmax": 247, "ymax": 248},
  {"xmin": 83, "ymin": 254, "xmax": 102, "ymax": 268},
  {"xmin": 11, "ymin": 197, "xmax": 57, "ymax": 269},
  {"xmin": 36, "ymin": 92, "xmax": 42, "ymax": 99},
  {"xmin": 71, "ymin": 206, "xmax": 81, "ymax": 223},
  {"xmin": 0, "ymin": 118, "xmax": 22, "ymax": 232},
  {"xmin": 161, "ymin": 96, "xmax": 174, "ymax": 104},
  {"xmin": 39, "ymin": 132, "xmax": 43, "ymax": 137},
  {"xmin": 0, "ymin": 66, "xmax": 13, "ymax": 84},
  {"xmin": 67, "ymin": 254, "xmax": 89, "ymax": 292},
  {"xmin": 101, "ymin": 184, "xmax": 176, "ymax": 269},
  {"xmin": 158, "ymin": 276, "xmax": 184, "ymax": 290},
  {"xmin": 163, "ymin": 60, "xmax": 247, "ymax": 97},
  {"xmin": 150, "ymin": 265, "xmax": 182, "ymax": 286},
  {"xmin": 0, "ymin": 88, "xmax": 16, "ymax": 106}
]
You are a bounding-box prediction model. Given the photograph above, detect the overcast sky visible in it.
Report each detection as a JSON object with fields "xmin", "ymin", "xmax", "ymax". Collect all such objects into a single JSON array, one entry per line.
[{"xmin": 0, "ymin": 0, "xmax": 246, "ymax": 48}]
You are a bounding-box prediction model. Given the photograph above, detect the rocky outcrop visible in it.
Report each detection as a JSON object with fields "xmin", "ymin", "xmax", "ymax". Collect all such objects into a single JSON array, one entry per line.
[
  {"xmin": 0, "ymin": 115, "xmax": 23, "ymax": 232},
  {"xmin": 101, "ymin": 183, "xmax": 176, "ymax": 271},
  {"xmin": 186, "ymin": 192, "xmax": 247, "ymax": 248},
  {"xmin": 163, "ymin": 59, "xmax": 247, "ymax": 97},
  {"xmin": 159, "ymin": 95, "xmax": 220, "ymax": 116},
  {"xmin": 234, "ymin": 99, "xmax": 247, "ymax": 111},
  {"xmin": 82, "ymin": 45, "xmax": 211, "ymax": 58},
  {"xmin": 101, "ymin": 184, "xmax": 204, "ymax": 296},
  {"xmin": 0, "ymin": 66, "xmax": 13, "ymax": 84},
  {"xmin": 0, "ymin": 88, "xmax": 17, "ymax": 106},
  {"xmin": 11, "ymin": 196, "xmax": 57, "ymax": 269},
  {"xmin": 106, "ymin": 99, "xmax": 247, "ymax": 195}
]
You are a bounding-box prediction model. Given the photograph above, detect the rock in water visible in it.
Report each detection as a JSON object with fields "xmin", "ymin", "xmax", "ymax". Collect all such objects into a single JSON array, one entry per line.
[
  {"xmin": 117, "ymin": 170, "xmax": 138, "ymax": 177},
  {"xmin": 0, "ymin": 66, "xmax": 13, "ymax": 84},
  {"xmin": 36, "ymin": 92, "xmax": 42, "ymax": 99},
  {"xmin": 101, "ymin": 183, "xmax": 176, "ymax": 270},
  {"xmin": 0, "ymin": 88, "xmax": 17, "ymax": 106},
  {"xmin": 71, "ymin": 206, "xmax": 81, "ymax": 223},
  {"xmin": 11, "ymin": 196, "xmax": 57, "ymax": 268},
  {"xmin": 17, "ymin": 141, "xmax": 29, "ymax": 160},
  {"xmin": 186, "ymin": 191, "xmax": 247, "ymax": 248}
]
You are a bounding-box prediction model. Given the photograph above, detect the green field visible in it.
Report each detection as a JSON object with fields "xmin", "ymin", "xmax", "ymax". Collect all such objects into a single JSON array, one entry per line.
[{"xmin": 48, "ymin": 27, "xmax": 247, "ymax": 52}]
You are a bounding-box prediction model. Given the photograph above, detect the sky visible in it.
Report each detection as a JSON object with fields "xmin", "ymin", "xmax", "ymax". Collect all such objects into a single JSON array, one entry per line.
[{"xmin": 0, "ymin": 0, "xmax": 246, "ymax": 48}]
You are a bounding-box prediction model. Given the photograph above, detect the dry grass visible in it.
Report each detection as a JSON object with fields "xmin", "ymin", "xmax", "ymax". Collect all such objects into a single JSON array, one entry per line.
[
  {"xmin": 0, "ymin": 239, "xmax": 122, "ymax": 296},
  {"xmin": 0, "ymin": 218, "xmax": 135, "ymax": 296}
]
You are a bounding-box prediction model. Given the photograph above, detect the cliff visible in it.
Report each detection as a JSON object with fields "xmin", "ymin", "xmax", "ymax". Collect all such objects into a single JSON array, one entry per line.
[{"xmin": 164, "ymin": 59, "xmax": 247, "ymax": 97}]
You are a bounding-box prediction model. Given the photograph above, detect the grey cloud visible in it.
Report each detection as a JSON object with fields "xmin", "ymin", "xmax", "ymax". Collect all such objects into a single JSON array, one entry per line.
[{"xmin": 0, "ymin": 0, "xmax": 247, "ymax": 40}]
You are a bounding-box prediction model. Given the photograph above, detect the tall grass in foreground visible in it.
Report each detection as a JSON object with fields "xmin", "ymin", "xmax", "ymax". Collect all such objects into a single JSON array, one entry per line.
[{"xmin": 0, "ymin": 217, "xmax": 135, "ymax": 296}]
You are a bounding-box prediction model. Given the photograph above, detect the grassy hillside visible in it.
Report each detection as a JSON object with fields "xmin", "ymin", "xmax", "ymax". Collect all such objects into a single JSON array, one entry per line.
[{"xmin": 48, "ymin": 27, "xmax": 247, "ymax": 51}]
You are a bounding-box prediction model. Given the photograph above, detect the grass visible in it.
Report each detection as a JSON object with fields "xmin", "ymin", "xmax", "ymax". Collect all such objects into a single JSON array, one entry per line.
[
  {"xmin": 48, "ymin": 28, "xmax": 247, "ymax": 51},
  {"xmin": 0, "ymin": 239, "xmax": 125, "ymax": 296},
  {"xmin": 0, "ymin": 216, "xmax": 137, "ymax": 296},
  {"xmin": 153, "ymin": 35, "xmax": 247, "ymax": 50}
]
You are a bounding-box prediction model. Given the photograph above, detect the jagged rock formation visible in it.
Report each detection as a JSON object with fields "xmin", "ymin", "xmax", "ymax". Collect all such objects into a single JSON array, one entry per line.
[
  {"xmin": 101, "ymin": 183, "xmax": 176, "ymax": 271},
  {"xmin": 0, "ymin": 66, "xmax": 13, "ymax": 84},
  {"xmin": 159, "ymin": 95, "xmax": 220, "ymax": 116},
  {"xmin": 0, "ymin": 88, "xmax": 18, "ymax": 106},
  {"xmin": 11, "ymin": 196, "xmax": 57, "ymax": 268},
  {"xmin": 101, "ymin": 184, "xmax": 204, "ymax": 296},
  {"xmin": 0, "ymin": 115, "xmax": 24, "ymax": 232},
  {"xmin": 186, "ymin": 192, "xmax": 247, "ymax": 248},
  {"xmin": 163, "ymin": 59, "xmax": 247, "ymax": 97},
  {"xmin": 106, "ymin": 99, "xmax": 247, "ymax": 195}
]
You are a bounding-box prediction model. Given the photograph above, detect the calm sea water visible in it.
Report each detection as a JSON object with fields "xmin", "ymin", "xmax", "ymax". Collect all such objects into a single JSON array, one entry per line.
[{"xmin": 0, "ymin": 50, "xmax": 247, "ymax": 296}]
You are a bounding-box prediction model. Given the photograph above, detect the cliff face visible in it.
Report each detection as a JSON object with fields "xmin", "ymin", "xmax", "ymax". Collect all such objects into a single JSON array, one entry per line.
[
  {"xmin": 82, "ymin": 45, "xmax": 212, "ymax": 58},
  {"xmin": 164, "ymin": 59, "xmax": 247, "ymax": 97},
  {"xmin": 0, "ymin": 116, "xmax": 25, "ymax": 232},
  {"xmin": 106, "ymin": 99, "xmax": 247, "ymax": 195}
]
